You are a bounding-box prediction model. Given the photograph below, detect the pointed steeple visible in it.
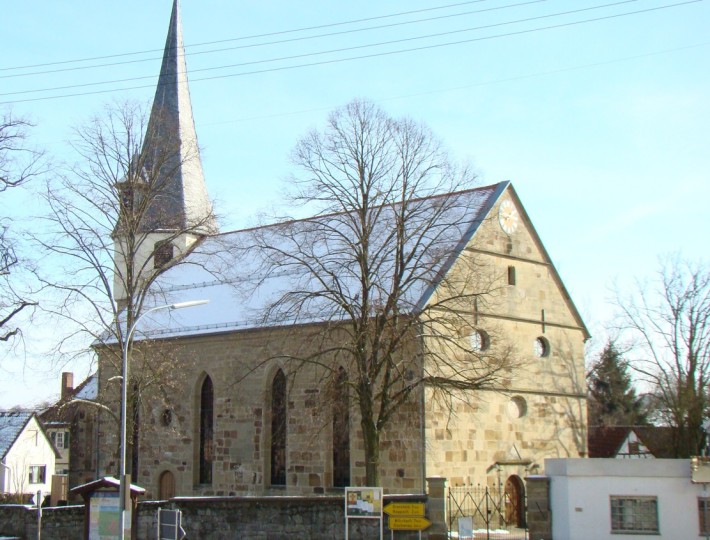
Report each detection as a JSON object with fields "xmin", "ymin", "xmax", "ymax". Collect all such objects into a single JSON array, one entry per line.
[{"xmin": 140, "ymin": 0, "xmax": 216, "ymax": 234}]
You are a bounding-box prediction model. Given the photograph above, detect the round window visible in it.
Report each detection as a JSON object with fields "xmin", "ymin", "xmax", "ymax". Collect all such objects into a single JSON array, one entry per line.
[
  {"xmin": 507, "ymin": 396, "xmax": 527, "ymax": 419},
  {"xmin": 533, "ymin": 337, "xmax": 550, "ymax": 358},
  {"xmin": 470, "ymin": 329, "xmax": 490, "ymax": 352}
]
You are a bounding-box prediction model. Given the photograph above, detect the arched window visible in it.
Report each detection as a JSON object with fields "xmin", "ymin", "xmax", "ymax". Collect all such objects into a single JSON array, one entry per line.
[
  {"xmin": 270, "ymin": 369, "xmax": 287, "ymax": 486},
  {"xmin": 199, "ymin": 376, "xmax": 214, "ymax": 484},
  {"xmin": 332, "ymin": 367, "xmax": 350, "ymax": 487}
]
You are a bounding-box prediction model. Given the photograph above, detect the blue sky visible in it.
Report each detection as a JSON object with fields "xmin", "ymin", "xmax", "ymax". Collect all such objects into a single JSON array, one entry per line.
[{"xmin": 1, "ymin": 0, "xmax": 708, "ymax": 407}]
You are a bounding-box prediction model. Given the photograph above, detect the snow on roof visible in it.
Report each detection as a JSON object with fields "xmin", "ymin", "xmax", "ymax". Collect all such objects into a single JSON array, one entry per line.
[
  {"xmin": 73, "ymin": 374, "xmax": 98, "ymax": 401},
  {"xmin": 127, "ymin": 182, "xmax": 505, "ymax": 341},
  {"xmin": 0, "ymin": 411, "xmax": 33, "ymax": 460}
]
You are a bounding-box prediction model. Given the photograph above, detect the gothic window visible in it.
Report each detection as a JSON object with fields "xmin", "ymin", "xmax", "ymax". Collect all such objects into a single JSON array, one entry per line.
[
  {"xmin": 270, "ymin": 369, "xmax": 287, "ymax": 486},
  {"xmin": 332, "ymin": 368, "xmax": 350, "ymax": 487},
  {"xmin": 199, "ymin": 376, "xmax": 214, "ymax": 484}
]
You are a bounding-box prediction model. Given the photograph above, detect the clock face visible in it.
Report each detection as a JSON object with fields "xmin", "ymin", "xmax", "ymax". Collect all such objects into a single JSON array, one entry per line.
[{"xmin": 498, "ymin": 200, "xmax": 519, "ymax": 235}]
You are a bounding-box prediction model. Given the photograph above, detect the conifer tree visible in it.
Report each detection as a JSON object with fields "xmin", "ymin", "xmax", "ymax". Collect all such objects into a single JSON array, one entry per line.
[{"xmin": 588, "ymin": 340, "xmax": 647, "ymax": 426}]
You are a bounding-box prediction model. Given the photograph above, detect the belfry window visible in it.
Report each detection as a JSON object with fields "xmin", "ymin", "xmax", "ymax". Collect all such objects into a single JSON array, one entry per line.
[
  {"xmin": 199, "ymin": 376, "xmax": 214, "ymax": 484},
  {"xmin": 154, "ymin": 241, "xmax": 174, "ymax": 269},
  {"xmin": 270, "ymin": 369, "xmax": 287, "ymax": 486}
]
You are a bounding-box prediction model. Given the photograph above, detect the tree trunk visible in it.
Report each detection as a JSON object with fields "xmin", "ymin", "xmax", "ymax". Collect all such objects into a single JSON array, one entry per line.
[{"xmin": 361, "ymin": 416, "xmax": 380, "ymax": 486}]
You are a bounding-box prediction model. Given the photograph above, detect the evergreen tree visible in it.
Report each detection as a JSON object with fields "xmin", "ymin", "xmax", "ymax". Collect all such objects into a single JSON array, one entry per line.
[{"xmin": 588, "ymin": 340, "xmax": 647, "ymax": 426}]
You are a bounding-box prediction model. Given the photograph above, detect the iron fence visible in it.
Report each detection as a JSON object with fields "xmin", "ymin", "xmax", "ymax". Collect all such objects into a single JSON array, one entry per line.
[{"xmin": 447, "ymin": 484, "xmax": 528, "ymax": 540}]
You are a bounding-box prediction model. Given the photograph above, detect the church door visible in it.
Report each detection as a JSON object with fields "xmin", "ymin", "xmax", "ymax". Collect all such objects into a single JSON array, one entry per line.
[{"xmin": 504, "ymin": 475, "xmax": 525, "ymax": 528}]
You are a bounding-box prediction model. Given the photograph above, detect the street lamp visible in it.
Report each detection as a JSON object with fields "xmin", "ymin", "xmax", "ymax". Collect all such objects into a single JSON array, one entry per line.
[{"xmin": 118, "ymin": 300, "xmax": 208, "ymax": 540}]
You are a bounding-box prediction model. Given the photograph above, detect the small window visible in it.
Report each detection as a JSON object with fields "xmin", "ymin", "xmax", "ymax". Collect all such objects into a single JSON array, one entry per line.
[
  {"xmin": 28, "ymin": 465, "xmax": 46, "ymax": 484},
  {"xmin": 154, "ymin": 242, "xmax": 174, "ymax": 269},
  {"xmin": 610, "ymin": 496, "xmax": 659, "ymax": 534},
  {"xmin": 469, "ymin": 329, "xmax": 490, "ymax": 352},
  {"xmin": 162, "ymin": 408, "xmax": 173, "ymax": 427},
  {"xmin": 700, "ymin": 498, "xmax": 710, "ymax": 536},
  {"xmin": 507, "ymin": 396, "xmax": 527, "ymax": 419},
  {"xmin": 120, "ymin": 187, "xmax": 134, "ymax": 212},
  {"xmin": 533, "ymin": 337, "xmax": 550, "ymax": 358},
  {"xmin": 507, "ymin": 266, "xmax": 516, "ymax": 286}
]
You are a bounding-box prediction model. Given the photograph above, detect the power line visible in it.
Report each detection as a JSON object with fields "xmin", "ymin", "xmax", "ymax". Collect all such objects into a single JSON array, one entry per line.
[
  {"xmin": 0, "ymin": 0, "xmax": 702, "ymax": 105},
  {"xmin": 0, "ymin": 1, "xmax": 657, "ymax": 97},
  {"xmin": 1, "ymin": 0, "xmax": 632, "ymax": 96},
  {"xmin": 0, "ymin": 0, "xmax": 546, "ymax": 80},
  {"xmin": 0, "ymin": 0, "xmax": 493, "ymax": 72}
]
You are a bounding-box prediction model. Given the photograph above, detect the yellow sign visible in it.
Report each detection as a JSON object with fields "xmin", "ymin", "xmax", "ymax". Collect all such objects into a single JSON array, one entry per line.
[
  {"xmin": 383, "ymin": 502, "xmax": 425, "ymax": 516},
  {"xmin": 388, "ymin": 516, "xmax": 432, "ymax": 530}
]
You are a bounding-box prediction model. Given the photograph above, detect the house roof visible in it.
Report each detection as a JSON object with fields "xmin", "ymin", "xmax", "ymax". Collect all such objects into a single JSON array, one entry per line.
[
  {"xmin": 122, "ymin": 180, "xmax": 588, "ymax": 343},
  {"xmin": 40, "ymin": 373, "xmax": 98, "ymax": 423},
  {"xmin": 0, "ymin": 411, "xmax": 32, "ymax": 460},
  {"xmin": 0, "ymin": 411, "xmax": 59, "ymax": 460},
  {"xmin": 588, "ymin": 426, "xmax": 677, "ymax": 458}
]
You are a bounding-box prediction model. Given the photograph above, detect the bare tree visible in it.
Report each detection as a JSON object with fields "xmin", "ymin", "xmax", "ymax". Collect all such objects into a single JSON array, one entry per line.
[
  {"xmin": 31, "ymin": 100, "xmax": 215, "ymax": 477},
  {"xmin": 0, "ymin": 111, "xmax": 44, "ymax": 343},
  {"xmin": 241, "ymin": 100, "xmax": 515, "ymax": 486},
  {"xmin": 614, "ymin": 255, "xmax": 710, "ymax": 457}
]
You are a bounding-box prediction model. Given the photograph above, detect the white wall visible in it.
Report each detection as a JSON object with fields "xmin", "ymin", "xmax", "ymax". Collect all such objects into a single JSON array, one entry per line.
[
  {"xmin": 2, "ymin": 417, "xmax": 56, "ymax": 496},
  {"xmin": 546, "ymin": 458, "xmax": 708, "ymax": 540}
]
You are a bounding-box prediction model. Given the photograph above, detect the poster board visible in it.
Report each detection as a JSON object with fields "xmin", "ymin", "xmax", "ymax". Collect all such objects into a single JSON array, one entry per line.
[
  {"xmin": 88, "ymin": 492, "xmax": 130, "ymax": 540},
  {"xmin": 345, "ymin": 487, "xmax": 383, "ymax": 540}
]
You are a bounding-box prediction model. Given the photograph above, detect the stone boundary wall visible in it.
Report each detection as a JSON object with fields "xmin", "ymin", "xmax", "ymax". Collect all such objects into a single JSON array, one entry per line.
[
  {"xmin": 0, "ymin": 493, "xmax": 432, "ymax": 540},
  {"xmin": 526, "ymin": 475, "xmax": 552, "ymax": 540}
]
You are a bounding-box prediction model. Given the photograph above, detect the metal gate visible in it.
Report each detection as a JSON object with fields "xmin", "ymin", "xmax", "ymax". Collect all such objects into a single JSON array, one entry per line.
[{"xmin": 447, "ymin": 484, "xmax": 528, "ymax": 540}]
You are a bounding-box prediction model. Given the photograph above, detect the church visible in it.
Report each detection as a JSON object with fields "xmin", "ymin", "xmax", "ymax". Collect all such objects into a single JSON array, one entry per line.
[{"xmin": 95, "ymin": 0, "xmax": 589, "ymax": 503}]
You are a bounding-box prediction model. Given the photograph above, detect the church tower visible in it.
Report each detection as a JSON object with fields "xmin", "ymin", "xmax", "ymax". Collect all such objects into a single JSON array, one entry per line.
[{"xmin": 113, "ymin": 0, "xmax": 216, "ymax": 303}]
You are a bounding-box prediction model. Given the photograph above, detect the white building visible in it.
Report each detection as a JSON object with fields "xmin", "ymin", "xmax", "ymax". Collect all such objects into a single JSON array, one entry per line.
[
  {"xmin": 0, "ymin": 412, "xmax": 58, "ymax": 499},
  {"xmin": 546, "ymin": 458, "xmax": 709, "ymax": 539}
]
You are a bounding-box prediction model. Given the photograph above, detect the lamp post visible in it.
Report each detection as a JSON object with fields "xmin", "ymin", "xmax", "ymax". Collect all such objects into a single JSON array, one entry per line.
[{"xmin": 118, "ymin": 300, "xmax": 208, "ymax": 540}]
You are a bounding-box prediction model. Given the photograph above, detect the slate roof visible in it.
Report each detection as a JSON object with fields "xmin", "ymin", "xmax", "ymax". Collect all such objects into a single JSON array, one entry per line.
[
  {"xmin": 139, "ymin": 0, "xmax": 215, "ymax": 234},
  {"xmin": 40, "ymin": 373, "xmax": 98, "ymax": 424},
  {"xmin": 128, "ymin": 182, "xmax": 507, "ymax": 340},
  {"xmin": 0, "ymin": 411, "xmax": 32, "ymax": 460}
]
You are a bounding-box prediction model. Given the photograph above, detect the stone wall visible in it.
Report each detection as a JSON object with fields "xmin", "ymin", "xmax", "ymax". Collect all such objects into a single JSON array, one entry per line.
[
  {"xmin": 525, "ymin": 475, "xmax": 552, "ymax": 540},
  {"xmin": 0, "ymin": 493, "xmax": 432, "ymax": 540}
]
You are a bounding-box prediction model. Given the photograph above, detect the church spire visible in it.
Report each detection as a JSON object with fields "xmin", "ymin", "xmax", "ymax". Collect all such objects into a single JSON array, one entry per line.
[{"xmin": 140, "ymin": 0, "xmax": 216, "ymax": 234}]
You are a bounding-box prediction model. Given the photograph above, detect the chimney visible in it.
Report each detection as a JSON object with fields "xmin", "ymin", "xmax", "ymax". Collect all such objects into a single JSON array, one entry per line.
[{"xmin": 61, "ymin": 372, "xmax": 74, "ymax": 400}]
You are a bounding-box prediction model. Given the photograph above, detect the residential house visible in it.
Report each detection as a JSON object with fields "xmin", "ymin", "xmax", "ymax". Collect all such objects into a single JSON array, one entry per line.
[
  {"xmin": 40, "ymin": 372, "xmax": 99, "ymax": 501},
  {"xmin": 0, "ymin": 411, "xmax": 58, "ymax": 500},
  {"xmin": 588, "ymin": 426, "xmax": 677, "ymax": 459}
]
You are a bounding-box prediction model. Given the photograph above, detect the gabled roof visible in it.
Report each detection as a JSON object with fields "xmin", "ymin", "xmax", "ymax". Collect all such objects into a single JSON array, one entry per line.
[
  {"xmin": 588, "ymin": 426, "xmax": 677, "ymax": 458},
  {"xmin": 139, "ymin": 0, "xmax": 215, "ymax": 234},
  {"xmin": 0, "ymin": 411, "xmax": 32, "ymax": 460},
  {"xmin": 128, "ymin": 182, "xmax": 502, "ymax": 339},
  {"xmin": 40, "ymin": 373, "xmax": 98, "ymax": 423},
  {"xmin": 0, "ymin": 411, "xmax": 59, "ymax": 460},
  {"xmin": 124, "ymin": 180, "xmax": 587, "ymax": 342}
]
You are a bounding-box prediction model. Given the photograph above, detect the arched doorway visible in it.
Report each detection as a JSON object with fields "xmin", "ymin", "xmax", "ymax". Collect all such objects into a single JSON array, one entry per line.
[
  {"xmin": 158, "ymin": 470, "xmax": 175, "ymax": 500},
  {"xmin": 504, "ymin": 475, "xmax": 525, "ymax": 528}
]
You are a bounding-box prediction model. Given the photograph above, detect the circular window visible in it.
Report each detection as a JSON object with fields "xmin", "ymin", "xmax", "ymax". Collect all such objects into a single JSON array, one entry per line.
[
  {"xmin": 161, "ymin": 408, "xmax": 173, "ymax": 426},
  {"xmin": 470, "ymin": 329, "xmax": 490, "ymax": 352},
  {"xmin": 533, "ymin": 337, "xmax": 550, "ymax": 358},
  {"xmin": 507, "ymin": 396, "xmax": 527, "ymax": 419}
]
